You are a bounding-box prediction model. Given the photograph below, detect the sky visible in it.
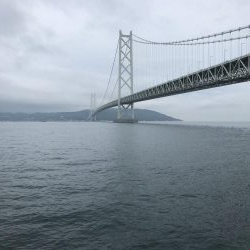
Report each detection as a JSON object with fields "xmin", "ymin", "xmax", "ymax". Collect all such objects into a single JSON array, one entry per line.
[{"xmin": 0, "ymin": 0, "xmax": 250, "ymax": 121}]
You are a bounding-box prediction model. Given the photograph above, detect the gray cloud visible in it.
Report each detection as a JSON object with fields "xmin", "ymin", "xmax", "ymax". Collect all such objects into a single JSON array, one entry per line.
[
  {"xmin": 0, "ymin": 0, "xmax": 27, "ymax": 37},
  {"xmin": 0, "ymin": 0, "xmax": 249, "ymax": 120}
]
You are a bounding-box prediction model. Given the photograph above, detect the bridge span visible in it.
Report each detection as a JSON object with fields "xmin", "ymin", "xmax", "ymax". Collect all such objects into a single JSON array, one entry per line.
[
  {"xmin": 95, "ymin": 54, "xmax": 250, "ymax": 114},
  {"xmin": 92, "ymin": 25, "xmax": 250, "ymax": 121}
]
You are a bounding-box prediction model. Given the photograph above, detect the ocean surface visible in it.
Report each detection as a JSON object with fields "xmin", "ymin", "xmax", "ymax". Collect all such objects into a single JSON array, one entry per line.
[{"xmin": 0, "ymin": 121, "xmax": 250, "ymax": 249}]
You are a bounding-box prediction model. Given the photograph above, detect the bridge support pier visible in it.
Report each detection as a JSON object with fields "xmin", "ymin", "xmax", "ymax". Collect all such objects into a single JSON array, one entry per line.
[{"xmin": 117, "ymin": 30, "xmax": 137, "ymax": 123}]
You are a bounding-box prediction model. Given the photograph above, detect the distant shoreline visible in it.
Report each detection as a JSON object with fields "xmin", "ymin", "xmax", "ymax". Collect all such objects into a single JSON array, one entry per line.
[{"xmin": 0, "ymin": 108, "xmax": 181, "ymax": 122}]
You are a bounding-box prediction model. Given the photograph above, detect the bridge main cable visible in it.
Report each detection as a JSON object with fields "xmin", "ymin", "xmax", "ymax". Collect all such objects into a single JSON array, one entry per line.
[
  {"xmin": 132, "ymin": 24, "xmax": 250, "ymax": 45},
  {"xmin": 99, "ymin": 39, "xmax": 119, "ymax": 107}
]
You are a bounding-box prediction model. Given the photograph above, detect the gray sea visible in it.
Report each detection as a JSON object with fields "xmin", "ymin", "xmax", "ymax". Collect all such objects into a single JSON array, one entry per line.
[{"xmin": 1, "ymin": 121, "xmax": 250, "ymax": 249}]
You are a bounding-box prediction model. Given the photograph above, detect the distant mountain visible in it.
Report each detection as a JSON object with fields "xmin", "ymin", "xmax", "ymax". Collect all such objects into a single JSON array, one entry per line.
[{"xmin": 0, "ymin": 109, "xmax": 181, "ymax": 122}]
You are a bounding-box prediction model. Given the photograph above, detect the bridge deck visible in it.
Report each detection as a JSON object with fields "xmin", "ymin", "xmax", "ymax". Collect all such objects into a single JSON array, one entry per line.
[{"xmin": 95, "ymin": 54, "xmax": 250, "ymax": 114}]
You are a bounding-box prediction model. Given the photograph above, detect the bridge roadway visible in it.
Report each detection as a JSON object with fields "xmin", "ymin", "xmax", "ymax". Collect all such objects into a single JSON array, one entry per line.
[{"xmin": 94, "ymin": 54, "xmax": 250, "ymax": 115}]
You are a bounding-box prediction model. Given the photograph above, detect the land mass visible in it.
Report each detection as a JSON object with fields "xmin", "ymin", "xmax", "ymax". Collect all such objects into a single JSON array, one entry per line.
[{"xmin": 0, "ymin": 109, "xmax": 181, "ymax": 122}]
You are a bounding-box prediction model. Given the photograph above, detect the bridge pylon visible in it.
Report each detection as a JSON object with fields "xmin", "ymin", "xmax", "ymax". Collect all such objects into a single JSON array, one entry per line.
[
  {"xmin": 116, "ymin": 30, "xmax": 137, "ymax": 123},
  {"xmin": 88, "ymin": 93, "xmax": 96, "ymax": 121}
]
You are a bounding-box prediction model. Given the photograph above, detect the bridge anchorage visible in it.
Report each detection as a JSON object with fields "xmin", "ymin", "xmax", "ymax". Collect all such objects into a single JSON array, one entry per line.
[{"xmin": 92, "ymin": 25, "xmax": 250, "ymax": 122}]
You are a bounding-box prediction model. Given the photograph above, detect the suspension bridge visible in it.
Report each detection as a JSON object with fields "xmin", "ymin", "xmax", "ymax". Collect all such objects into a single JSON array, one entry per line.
[{"xmin": 90, "ymin": 25, "xmax": 250, "ymax": 122}]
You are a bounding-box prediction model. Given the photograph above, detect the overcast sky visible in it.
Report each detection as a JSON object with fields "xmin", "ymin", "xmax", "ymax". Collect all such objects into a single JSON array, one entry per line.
[{"xmin": 0, "ymin": 0, "xmax": 250, "ymax": 121}]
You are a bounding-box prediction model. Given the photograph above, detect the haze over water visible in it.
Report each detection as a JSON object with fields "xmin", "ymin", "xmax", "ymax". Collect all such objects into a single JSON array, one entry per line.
[{"xmin": 1, "ymin": 122, "xmax": 250, "ymax": 249}]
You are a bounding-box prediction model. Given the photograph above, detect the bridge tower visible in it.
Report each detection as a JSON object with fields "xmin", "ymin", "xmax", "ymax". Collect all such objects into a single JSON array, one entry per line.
[
  {"xmin": 117, "ymin": 30, "xmax": 137, "ymax": 123},
  {"xmin": 89, "ymin": 93, "xmax": 96, "ymax": 121}
]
